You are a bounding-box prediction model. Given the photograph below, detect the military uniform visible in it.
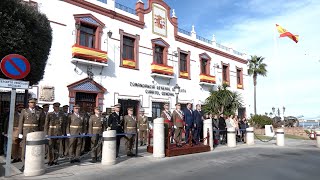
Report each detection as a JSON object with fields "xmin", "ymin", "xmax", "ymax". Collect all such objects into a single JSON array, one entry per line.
[
  {"xmin": 62, "ymin": 105, "xmax": 70, "ymax": 156},
  {"xmin": 108, "ymin": 104, "xmax": 124, "ymax": 158},
  {"xmin": 161, "ymin": 105, "xmax": 172, "ymax": 148},
  {"xmin": 137, "ymin": 110, "xmax": 148, "ymax": 146},
  {"xmin": 88, "ymin": 112, "xmax": 103, "ymax": 162},
  {"xmin": 172, "ymin": 107, "xmax": 184, "ymax": 146},
  {"xmin": 67, "ymin": 107, "xmax": 85, "ymax": 162},
  {"xmin": 44, "ymin": 106, "xmax": 64, "ymax": 165},
  {"xmin": 39, "ymin": 104, "xmax": 49, "ymax": 131},
  {"xmin": 18, "ymin": 99, "xmax": 44, "ymax": 164},
  {"xmin": 124, "ymin": 112, "xmax": 137, "ymax": 156}
]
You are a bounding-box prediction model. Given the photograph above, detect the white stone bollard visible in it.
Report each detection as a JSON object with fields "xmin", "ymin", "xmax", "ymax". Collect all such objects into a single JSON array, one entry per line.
[
  {"xmin": 264, "ymin": 125, "xmax": 274, "ymax": 137},
  {"xmin": 102, "ymin": 130, "xmax": 116, "ymax": 165},
  {"xmin": 203, "ymin": 119, "xmax": 213, "ymax": 151},
  {"xmin": 24, "ymin": 132, "xmax": 46, "ymax": 176},
  {"xmin": 316, "ymin": 131, "xmax": 320, "ymax": 148},
  {"xmin": 227, "ymin": 127, "xmax": 236, "ymax": 148},
  {"xmin": 153, "ymin": 118, "xmax": 165, "ymax": 158},
  {"xmin": 276, "ymin": 128, "xmax": 285, "ymax": 146},
  {"xmin": 246, "ymin": 127, "xmax": 255, "ymax": 145}
]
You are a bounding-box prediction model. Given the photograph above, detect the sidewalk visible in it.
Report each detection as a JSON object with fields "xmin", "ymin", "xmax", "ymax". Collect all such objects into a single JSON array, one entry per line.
[{"xmin": 1, "ymin": 139, "xmax": 318, "ymax": 179}]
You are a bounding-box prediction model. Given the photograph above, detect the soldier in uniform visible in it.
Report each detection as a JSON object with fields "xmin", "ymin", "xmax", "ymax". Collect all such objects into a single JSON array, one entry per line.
[
  {"xmin": 124, "ymin": 107, "xmax": 137, "ymax": 156},
  {"xmin": 40, "ymin": 104, "xmax": 50, "ymax": 131},
  {"xmin": 107, "ymin": 103, "xmax": 124, "ymax": 158},
  {"xmin": 62, "ymin": 105, "xmax": 70, "ymax": 156},
  {"xmin": 137, "ymin": 108, "xmax": 148, "ymax": 146},
  {"xmin": 172, "ymin": 103, "xmax": 184, "ymax": 147},
  {"xmin": 18, "ymin": 98, "xmax": 44, "ymax": 169},
  {"xmin": 67, "ymin": 104, "xmax": 85, "ymax": 163},
  {"xmin": 3, "ymin": 104, "xmax": 24, "ymax": 162},
  {"xmin": 44, "ymin": 102, "xmax": 64, "ymax": 166},
  {"xmin": 161, "ymin": 103, "xmax": 172, "ymax": 148},
  {"xmin": 88, "ymin": 107, "xmax": 103, "ymax": 163}
]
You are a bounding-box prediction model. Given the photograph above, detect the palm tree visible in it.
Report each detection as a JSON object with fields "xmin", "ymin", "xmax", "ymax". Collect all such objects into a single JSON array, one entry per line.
[
  {"xmin": 248, "ymin": 55, "xmax": 267, "ymax": 115},
  {"xmin": 203, "ymin": 83, "xmax": 243, "ymax": 116}
]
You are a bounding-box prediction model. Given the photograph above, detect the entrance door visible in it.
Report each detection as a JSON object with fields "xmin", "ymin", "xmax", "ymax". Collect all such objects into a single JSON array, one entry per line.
[
  {"xmin": 118, "ymin": 99, "xmax": 140, "ymax": 117},
  {"xmin": 151, "ymin": 102, "xmax": 165, "ymax": 119},
  {"xmin": 75, "ymin": 92, "xmax": 97, "ymax": 115}
]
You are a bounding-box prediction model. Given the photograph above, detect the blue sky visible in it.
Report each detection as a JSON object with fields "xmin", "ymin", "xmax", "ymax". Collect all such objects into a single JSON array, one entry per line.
[{"xmin": 116, "ymin": 0, "xmax": 320, "ymax": 118}]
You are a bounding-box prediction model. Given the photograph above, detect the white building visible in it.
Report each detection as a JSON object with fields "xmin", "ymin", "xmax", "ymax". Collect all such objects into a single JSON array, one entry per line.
[{"xmin": 22, "ymin": 0, "xmax": 249, "ymax": 118}]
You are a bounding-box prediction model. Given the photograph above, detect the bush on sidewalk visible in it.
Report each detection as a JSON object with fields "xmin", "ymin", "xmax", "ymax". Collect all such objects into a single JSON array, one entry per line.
[{"xmin": 249, "ymin": 115, "xmax": 273, "ymax": 129}]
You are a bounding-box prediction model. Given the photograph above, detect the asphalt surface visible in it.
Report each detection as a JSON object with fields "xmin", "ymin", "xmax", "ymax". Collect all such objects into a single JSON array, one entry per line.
[{"xmin": 1, "ymin": 140, "xmax": 320, "ymax": 180}]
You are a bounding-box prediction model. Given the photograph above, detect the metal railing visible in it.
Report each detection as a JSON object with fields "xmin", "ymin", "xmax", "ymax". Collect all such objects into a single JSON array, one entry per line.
[
  {"xmin": 97, "ymin": 0, "xmax": 107, "ymax": 4},
  {"xmin": 233, "ymin": 50, "xmax": 243, "ymax": 56},
  {"xmin": 115, "ymin": 2, "xmax": 136, "ymax": 15},
  {"xmin": 196, "ymin": 35, "xmax": 212, "ymax": 44},
  {"xmin": 216, "ymin": 43, "xmax": 230, "ymax": 51},
  {"xmin": 178, "ymin": 28, "xmax": 191, "ymax": 36}
]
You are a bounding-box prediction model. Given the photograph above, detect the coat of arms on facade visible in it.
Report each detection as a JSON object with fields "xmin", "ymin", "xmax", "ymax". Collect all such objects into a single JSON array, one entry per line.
[
  {"xmin": 152, "ymin": 4, "xmax": 167, "ymax": 37},
  {"xmin": 39, "ymin": 86, "xmax": 55, "ymax": 102}
]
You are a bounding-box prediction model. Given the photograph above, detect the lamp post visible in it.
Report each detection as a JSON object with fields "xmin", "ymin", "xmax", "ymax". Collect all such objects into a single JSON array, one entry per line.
[
  {"xmin": 173, "ymin": 84, "xmax": 180, "ymax": 104},
  {"xmin": 104, "ymin": 30, "xmax": 112, "ymax": 52},
  {"xmin": 272, "ymin": 107, "xmax": 275, "ymax": 117}
]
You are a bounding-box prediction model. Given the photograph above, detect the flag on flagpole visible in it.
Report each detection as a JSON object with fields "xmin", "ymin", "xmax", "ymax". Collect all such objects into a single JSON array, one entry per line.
[{"xmin": 276, "ymin": 24, "xmax": 299, "ymax": 43}]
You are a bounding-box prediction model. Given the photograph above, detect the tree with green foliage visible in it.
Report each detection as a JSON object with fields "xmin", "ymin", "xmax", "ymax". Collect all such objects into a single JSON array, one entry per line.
[
  {"xmin": 203, "ymin": 83, "xmax": 243, "ymax": 116},
  {"xmin": 0, "ymin": 0, "xmax": 52, "ymax": 85},
  {"xmin": 248, "ymin": 55, "xmax": 267, "ymax": 115}
]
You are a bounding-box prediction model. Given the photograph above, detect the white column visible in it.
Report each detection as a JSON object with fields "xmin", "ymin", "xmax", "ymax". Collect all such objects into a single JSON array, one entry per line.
[
  {"xmin": 316, "ymin": 131, "xmax": 320, "ymax": 148},
  {"xmin": 276, "ymin": 128, "xmax": 285, "ymax": 146},
  {"xmin": 203, "ymin": 119, "xmax": 213, "ymax": 151},
  {"xmin": 102, "ymin": 130, "xmax": 117, "ymax": 165},
  {"xmin": 24, "ymin": 132, "xmax": 45, "ymax": 176},
  {"xmin": 153, "ymin": 118, "xmax": 165, "ymax": 158},
  {"xmin": 227, "ymin": 127, "xmax": 236, "ymax": 148},
  {"xmin": 246, "ymin": 127, "xmax": 255, "ymax": 145}
]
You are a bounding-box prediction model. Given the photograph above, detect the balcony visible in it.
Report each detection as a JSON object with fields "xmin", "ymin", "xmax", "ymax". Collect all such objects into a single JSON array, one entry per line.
[
  {"xmin": 199, "ymin": 74, "xmax": 216, "ymax": 86},
  {"xmin": 237, "ymin": 84, "xmax": 243, "ymax": 89},
  {"xmin": 179, "ymin": 71, "xmax": 189, "ymax": 79},
  {"xmin": 122, "ymin": 59, "xmax": 136, "ymax": 69},
  {"xmin": 151, "ymin": 63, "xmax": 174, "ymax": 79},
  {"xmin": 72, "ymin": 44, "xmax": 108, "ymax": 67}
]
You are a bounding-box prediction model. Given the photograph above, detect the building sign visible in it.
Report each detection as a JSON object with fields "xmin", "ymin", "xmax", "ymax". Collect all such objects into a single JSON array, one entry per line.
[
  {"xmin": 0, "ymin": 78, "xmax": 29, "ymax": 89},
  {"xmin": 130, "ymin": 82, "xmax": 186, "ymax": 97},
  {"xmin": 152, "ymin": 4, "xmax": 167, "ymax": 37}
]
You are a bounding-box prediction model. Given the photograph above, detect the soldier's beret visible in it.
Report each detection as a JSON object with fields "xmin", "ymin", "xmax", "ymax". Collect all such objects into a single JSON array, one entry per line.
[
  {"xmin": 42, "ymin": 104, "xmax": 50, "ymax": 108},
  {"xmin": 73, "ymin": 104, "xmax": 80, "ymax": 108},
  {"xmin": 28, "ymin": 98, "xmax": 37, "ymax": 103},
  {"xmin": 53, "ymin": 102, "xmax": 60, "ymax": 107}
]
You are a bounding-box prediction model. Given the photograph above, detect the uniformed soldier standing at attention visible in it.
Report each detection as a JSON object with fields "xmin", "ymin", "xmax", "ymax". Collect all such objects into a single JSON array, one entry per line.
[
  {"xmin": 62, "ymin": 105, "xmax": 70, "ymax": 156},
  {"xmin": 172, "ymin": 103, "xmax": 184, "ymax": 147},
  {"xmin": 88, "ymin": 107, "xmax": 103, "ymax": 163},
  {"xmin": 44, "ymin": 102, "xmax": 64, "ymax": 166},
  {"xmin": 137, "ymin": 108, "xmax": 148, "ymax": 146},
  {"xmin": 66, "ymin": 104, "xmax": 85, "ymax": 163},
  {"xmin": 107, "ymin": 103, "xmax": 124, "ymax": 158},
  {"xmin": 124, "ymin": 107, "xmax": 137, "ymax": 157},
  {"xmin": 40, "ymin": 104, "xmax": 50, "ymax": 131},
  {"xmin": 18, "ymin": 98, "xmax": 44, "ymax": 169},
  {"xmin": 161, "ymin": 103, "xmax": 172, "ymax": 148},
  {"xmin": 3, "ymin": 104, "xmax": 24, "ymax": 163}
]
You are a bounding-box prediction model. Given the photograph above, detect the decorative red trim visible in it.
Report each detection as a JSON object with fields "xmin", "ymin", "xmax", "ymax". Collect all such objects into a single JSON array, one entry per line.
[
  {"xmin": 151, "ymin": 38, "xmax": 170, "ymax": 65},
  {"xmin": 119, "ymin": 30, "xmax": 140, "ymax": 69},
  {"xmin": 67, "ymin": 77, "xmax": 107, "ymax": 92},
  {"xmin": 74, "ymin": 14, "xmax": 105, "ymax": 27},
  {"xmin": 49, "ymin": 20, "xmax": 67, "ymax": 26},
  {"xmin": 64, "ymin": 0, "xmax": 145, "ymax": 29}
]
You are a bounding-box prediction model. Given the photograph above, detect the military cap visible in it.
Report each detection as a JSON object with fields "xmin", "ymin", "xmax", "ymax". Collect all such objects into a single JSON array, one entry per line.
[
  {"xmin": 53, "ymin": 102, "xmax": 61, "ymax": 107},
  {"xmin": 42, "ymin": 104, "xmax": 50, "ymax": 108},
  {"xmin": 139, "ymin": 108, "xmax": 145, "ymax": 112},
  {"xmin": 94, "ymin": 107, "xmax": 101, "ymax": 111},
  {"xmin": 28, "ymin": 98, "xmax": 37, "ymax": 103},
  {"xmin": 127, "ymin": 107, "xmax": 134, "ymax": 111},
  {"xmin": 16, "ymin": 103, "xmax": 24, "ymax": 108},
  {"xmin": 114, "ymin": 103, "xmax": 121, "ymax": 108},
  {"xmin": 62, "ymin": 105, "xmax": 69, "ymax": 108},
  {"xmin": 163, "ymin": 103, "xmax": 169, "ymax": 106},
  {"xmin": 175, "ymin": 103, "xmax": 181, "ymax": 106},
  {"xmin": 73, "ymin": 104, "xmax": 80, "ymax": 109}
]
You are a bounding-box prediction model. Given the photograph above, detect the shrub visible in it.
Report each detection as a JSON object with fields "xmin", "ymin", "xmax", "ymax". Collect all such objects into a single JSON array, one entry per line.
[{"xmin": 249, "ymin": 115, "xmax": 273, "ymax": 129}]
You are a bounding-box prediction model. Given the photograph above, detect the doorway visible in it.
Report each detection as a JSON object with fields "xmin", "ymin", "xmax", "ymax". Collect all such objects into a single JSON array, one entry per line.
[
  {"xmin": 151, "ymin": 102, "xmax": 166, "ymax": 119},
  {"xmin": 75, "ymin": 92, "xmax": 97, "ymax": 115},
  {"xmin": 118, "ymin": 99, "xmax": 140, "ymax": 117}
]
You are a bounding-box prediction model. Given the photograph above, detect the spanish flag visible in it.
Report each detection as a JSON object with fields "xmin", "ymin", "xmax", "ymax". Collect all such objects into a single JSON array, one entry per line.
[{"xmin": 276, "ymin": 24, "xmax": 299, "ymax": 43}]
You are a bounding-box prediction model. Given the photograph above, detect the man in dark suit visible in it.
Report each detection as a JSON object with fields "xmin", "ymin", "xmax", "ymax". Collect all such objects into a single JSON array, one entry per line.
[
  {"xmin": 193, "ymin": 104, "xmax": 203, "ymax": 144},
  {"xmin": 107, "ymin": 103, "xmax": 124, "ymax": 158},
  {"xmin": 183, "ymin": 103, "xmax": 194, "ymax": 144}
]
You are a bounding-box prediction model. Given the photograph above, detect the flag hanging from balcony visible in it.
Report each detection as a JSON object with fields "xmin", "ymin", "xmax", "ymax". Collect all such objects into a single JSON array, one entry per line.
[{"xmin": 276, "ymin": 24, "xmax": 299, "ymax": 43}]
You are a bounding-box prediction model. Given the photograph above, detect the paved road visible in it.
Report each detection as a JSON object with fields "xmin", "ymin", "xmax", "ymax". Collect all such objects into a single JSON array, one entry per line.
[{"xmin": 3, "ymin": 143, "xmax": 320, "ymax": 180}]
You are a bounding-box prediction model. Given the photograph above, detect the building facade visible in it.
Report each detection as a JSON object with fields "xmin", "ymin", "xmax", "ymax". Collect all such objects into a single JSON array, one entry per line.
[{"xmin": 23, "ymin": 0, "xmax": 249, "ymax": 118}]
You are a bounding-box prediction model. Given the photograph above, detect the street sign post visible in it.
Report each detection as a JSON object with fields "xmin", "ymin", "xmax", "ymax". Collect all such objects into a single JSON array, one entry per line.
[{"xmin": 0, "ymin": 54, "xmax": 30, "ymax": 177}]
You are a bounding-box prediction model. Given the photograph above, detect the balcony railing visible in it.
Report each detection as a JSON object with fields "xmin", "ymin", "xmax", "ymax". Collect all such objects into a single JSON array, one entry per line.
[
  {"xmin": 233, "ymin": 50, "xmax": 243, "ymax": 56},
  {"xmin": 97, "ymin": 0, "xmax": 107, "ymax": 4},
  {"xmin": 151, "ymin": 63, "xmax": 174, "ymax": 76},
  {"xmin": 115, "ymin": 2, "xmax": 136, "ymax": 15},
  {"xmin": 200, "ymin": 74, "xmax": 216, "ymax": 84},
  {"xmin": 178, "ymin": 28, "xmax": 191, "ymax": 36},
  {"xmin": 196, "ymin": 35, "xmax": 212, "ymax": 44},
  {"xmin": 216, "ymin": 43, "xmax": 230, "ymax": 52},
  {"xmin": 72, "ymin": 44, "xmax": 107, "ymax": 63}
]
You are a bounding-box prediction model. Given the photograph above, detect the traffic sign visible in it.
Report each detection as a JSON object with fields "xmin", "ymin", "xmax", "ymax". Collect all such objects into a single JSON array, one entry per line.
[
  {"xmin": 0, "ymin": 78, "xmax": 29, "ymax": 89},
  {"xmin": 0, "ymin": 54, "xmax": 30, "ymax": 79}
]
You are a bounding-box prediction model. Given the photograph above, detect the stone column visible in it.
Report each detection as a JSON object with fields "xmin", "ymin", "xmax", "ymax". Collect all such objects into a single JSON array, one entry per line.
[
  {"xmin": 24, "ymin": 132, "xmax": 46, "ymax": 176},
  {"xmin": 102, "ymin": 130, "xmax": 116, "ymax": 165},
  {"xmin": 276, "ymin": 128, "xmax": 285, "ymax": 146},
  {"xmin": 246, "ymin": 127, "xmax": 255, "ymax": 145},
  {"xmin": 203, "ymin": 119, "xmax": 213, "ymax": 151},
  {"xmin": 153, "ymin": 118, "xmax": 165, "ymax": 158},
  {"xmin": 316, "ymin": 131, "xmax": 320, "ymax": 148},
  {"xmin": 227, "ymin": 127, "xmax": 236, "ymax": 148}
]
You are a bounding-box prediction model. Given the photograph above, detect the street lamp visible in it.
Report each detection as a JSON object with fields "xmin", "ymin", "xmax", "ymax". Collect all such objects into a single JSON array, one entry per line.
[
  {"xmin": 173, "ymin": 84, "xmax": 180, "ymax": 104},
  {"xmin": 272, "ymin": 107, "xmax": 275, "ymax": 117}
]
